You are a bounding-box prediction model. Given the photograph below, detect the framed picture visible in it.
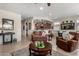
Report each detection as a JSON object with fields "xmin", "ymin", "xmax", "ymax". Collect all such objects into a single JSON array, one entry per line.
[{"xmin": 2, "ymin": 18, "xmax": 14, "ymax": 30}]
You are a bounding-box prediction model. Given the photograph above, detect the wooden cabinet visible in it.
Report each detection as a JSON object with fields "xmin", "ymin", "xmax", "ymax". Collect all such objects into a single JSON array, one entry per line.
[{"xmin": 35, "ymin": 22, "xmax": 52, "ymax": 30}]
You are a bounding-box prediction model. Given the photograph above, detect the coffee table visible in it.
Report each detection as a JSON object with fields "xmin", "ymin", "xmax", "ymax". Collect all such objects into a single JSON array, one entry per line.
[{"xmin": 29, "ymin": 42, "xmax": 52, "ymax": 56}]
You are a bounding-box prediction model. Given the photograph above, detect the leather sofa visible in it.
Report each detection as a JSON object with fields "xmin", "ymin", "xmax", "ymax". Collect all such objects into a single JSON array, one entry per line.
[{"xmin": 56, "ymin": 36, "xmax": 78, "ymax": 52}]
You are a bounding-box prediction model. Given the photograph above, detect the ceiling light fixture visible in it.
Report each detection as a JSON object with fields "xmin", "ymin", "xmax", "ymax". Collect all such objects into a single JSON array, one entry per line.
[
  {"xmin": 47, "ymin": 3, "xmax": 51, "ymax": 6},
  {"xmin": 77, "ymin": 20, "xmax": 79, "ymax": 23}
]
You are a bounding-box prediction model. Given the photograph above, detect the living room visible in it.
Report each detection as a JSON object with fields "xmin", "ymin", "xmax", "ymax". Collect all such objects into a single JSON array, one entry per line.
[{"xmin": 0, "ymin": 3, "xmax": 79, "ymax": 56}]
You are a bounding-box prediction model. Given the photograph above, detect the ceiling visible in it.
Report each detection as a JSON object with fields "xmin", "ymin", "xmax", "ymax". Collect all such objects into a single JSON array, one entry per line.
[{"xmin": 0, "ymin": 3, "xmax": 79, "ymax": 20}]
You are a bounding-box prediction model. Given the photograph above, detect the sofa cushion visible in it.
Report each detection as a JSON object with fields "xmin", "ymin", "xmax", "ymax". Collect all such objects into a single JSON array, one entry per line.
[
  {"xmin": 62, "ymin": 32, "xmax": 69, "ymax": 40},
  {"xmin": 56, "ymin": 36, "xmax": 78, "ymax": 52}
]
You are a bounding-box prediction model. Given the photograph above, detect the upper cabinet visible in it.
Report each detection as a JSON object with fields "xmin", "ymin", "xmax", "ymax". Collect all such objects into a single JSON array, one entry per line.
[{"xmin": 34, "ymin": 19, "xmax": 53, "ymax": 30}]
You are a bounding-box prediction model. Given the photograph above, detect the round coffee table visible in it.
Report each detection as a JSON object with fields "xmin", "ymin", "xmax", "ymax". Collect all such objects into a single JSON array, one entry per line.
[{"xmin": 29, "ymin": 42, "xmax": 52, "ymax": 56}]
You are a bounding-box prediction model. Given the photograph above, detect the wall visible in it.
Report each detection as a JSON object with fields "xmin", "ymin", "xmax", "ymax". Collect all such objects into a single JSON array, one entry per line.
[
  {"xmin": 0, "ymin": 9, "xmax": 21, "ymax": 44},
  {"xmin": 52, "ymin": 15, "xmax": 79, "ymax": 37},
  {"xmin": 53, "ymin": 15, "xmax": 79, "ymax": 32}
]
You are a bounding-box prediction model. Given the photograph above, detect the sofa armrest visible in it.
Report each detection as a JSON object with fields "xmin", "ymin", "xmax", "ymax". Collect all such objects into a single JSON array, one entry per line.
[
  {"xmin": 67, "ymin": 40, "xmax": 78, "ymax": 52},
  {"xmin": 56, "ymin": 38, "xmax": 67, "ymax": 44},
  {"xmin": 68, "ymin": 40, "xmax": 78, "ymax": 46},
  {"xmin": 56, "ymin": 38, "xmax": 69, "ymax": 51}
]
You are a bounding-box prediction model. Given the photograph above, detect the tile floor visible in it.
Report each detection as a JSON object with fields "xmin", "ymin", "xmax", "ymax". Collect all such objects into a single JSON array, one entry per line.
[{"xmin": 0, "ymin": 36, "xmax": 79, "ymax": 56}]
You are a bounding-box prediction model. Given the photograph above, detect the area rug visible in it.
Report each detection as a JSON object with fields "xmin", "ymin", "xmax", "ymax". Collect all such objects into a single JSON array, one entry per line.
[{"xmin": 12, "ymin": 47, "xmax": 64, "ymax": 56}]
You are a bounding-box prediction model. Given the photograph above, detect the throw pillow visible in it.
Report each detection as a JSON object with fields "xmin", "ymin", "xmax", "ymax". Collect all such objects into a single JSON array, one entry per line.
[{"xmin": 69, "ymin": 34, "xmax": 74, "ymax": 40}]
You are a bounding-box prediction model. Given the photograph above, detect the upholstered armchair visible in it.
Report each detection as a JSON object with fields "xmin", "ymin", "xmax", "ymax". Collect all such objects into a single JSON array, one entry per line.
[
  {"xmin": 31, "ymin": 31, "xmax": 47, "ymax": 42},
  {"xmin": 56, "ymin": 37, "xmax": 78, "ymax": 52}
]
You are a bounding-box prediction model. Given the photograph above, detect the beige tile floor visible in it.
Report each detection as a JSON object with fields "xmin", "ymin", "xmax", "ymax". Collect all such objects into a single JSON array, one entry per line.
[
  {"xmin": 0, "ymin": 36, "xmax": 79, "ymax": 56},
  {"xmin": 0, "ymin": 37, "xmax": 31, "ymax": 56}
]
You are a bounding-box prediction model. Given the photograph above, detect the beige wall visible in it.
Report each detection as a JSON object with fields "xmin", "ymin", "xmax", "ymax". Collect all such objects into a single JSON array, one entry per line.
[
  {"xmin": 0, "ymin": 9, "xmax": 21, "ymax": 44},
  {"xmin": 53, "ymin": 15, "xmax": 79, "ymax": 31}
]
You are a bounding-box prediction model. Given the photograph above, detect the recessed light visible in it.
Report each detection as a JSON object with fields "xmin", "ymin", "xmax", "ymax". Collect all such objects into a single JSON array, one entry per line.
[
  {"xmin": 77, "ymin": 20, "xmax": 79, "ymax": 23},
  {"xmin": 40, "ymin": 7, "xmax": 44, "ymax": 10}
]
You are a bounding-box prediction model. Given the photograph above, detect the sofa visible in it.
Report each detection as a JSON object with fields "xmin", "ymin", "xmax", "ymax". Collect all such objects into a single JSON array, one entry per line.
[{"xmin": 56, "ymin": 36, "xmax": 78, "ymax": 52}]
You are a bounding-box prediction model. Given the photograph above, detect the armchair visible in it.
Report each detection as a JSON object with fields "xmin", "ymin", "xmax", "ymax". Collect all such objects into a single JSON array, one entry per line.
[{"xmin": 31, "ymin": 31, "xmax": 47, "ymax": 42}]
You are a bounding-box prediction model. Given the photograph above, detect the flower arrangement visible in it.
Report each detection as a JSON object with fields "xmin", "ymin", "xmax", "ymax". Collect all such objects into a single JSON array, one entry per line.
[{"xmin": 35, "ymin": 41, "xmax": 45, "ymax": 48}]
